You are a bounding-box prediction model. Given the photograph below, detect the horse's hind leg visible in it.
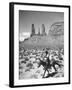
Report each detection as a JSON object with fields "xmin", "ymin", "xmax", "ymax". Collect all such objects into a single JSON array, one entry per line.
[{"xmin": 55, "ymin": 62, "xmax": 62, "ymax": 68}]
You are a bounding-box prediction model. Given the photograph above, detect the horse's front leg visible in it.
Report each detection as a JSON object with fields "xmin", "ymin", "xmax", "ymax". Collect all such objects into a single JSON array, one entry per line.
[
  {"xmin": 47, "ymin": 69, "xmax": 49, "ymax": 74},
  {"xmin": 43, "ymin": 69, "xmax": 46, "ymax": 78}
]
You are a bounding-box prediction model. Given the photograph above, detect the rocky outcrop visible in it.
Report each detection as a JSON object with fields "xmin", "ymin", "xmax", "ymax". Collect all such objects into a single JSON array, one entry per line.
[{"xmin": 20, "ymin": 22, "xmax": 64, "ymax": 50}]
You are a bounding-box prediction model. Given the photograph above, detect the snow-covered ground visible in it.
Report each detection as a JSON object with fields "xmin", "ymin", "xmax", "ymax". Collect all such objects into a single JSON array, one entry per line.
[{"xmin": 19, "ymin": 48, "xmax": 64, "ymax": 79}]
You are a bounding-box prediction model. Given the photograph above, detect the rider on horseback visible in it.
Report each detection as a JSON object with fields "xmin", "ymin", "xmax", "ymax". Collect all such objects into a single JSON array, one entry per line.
[
  {"xmin": 38, "ymin": 49, "xmax": 62, "ymax": 78},
  {"xmin": 43, "ymin": 50, "xmax": 61, "ymax": 77}
]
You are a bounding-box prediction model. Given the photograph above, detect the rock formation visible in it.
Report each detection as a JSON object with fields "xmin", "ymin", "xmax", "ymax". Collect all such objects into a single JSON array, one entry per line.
[
  {"xmin": 41, "ymin": 24, "xmax": 46, "ymax": 36},
  {"xmin": 49, "ymin": 22, "xmax": 64, "ymax": 36},
  {"xmin": 20, "ymin": 22, "xmax": 64, "ymax": 50},
  {"xmin": 31, "ymin": 24, "xmax": 35, "ymax": 37}
]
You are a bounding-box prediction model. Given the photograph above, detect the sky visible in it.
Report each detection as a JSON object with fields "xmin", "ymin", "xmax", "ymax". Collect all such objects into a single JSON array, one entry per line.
[{"xmin": 19, "ymin": 10, "xmax": 64, "ymax": 41}]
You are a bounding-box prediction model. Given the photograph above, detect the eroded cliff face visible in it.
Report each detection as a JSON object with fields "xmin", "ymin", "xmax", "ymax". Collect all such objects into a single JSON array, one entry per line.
[
  {"xmin": 20, "ymin": 22, "xmax": 64, "ymax": 50},
  {"xmin": 49, "ymin": 22, "xmax": 64, "ymax": 36}
]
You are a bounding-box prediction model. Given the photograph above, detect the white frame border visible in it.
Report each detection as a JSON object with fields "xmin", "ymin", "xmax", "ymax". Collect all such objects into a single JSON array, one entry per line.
[{"xmin": 14, "ymin": 4, "xmax": 69, "ymax": 86}]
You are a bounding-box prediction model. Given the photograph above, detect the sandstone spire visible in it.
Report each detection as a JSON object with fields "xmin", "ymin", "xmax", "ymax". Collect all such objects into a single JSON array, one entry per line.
[
  {"xmin": 31, "ymin": 24, "xmax": 35, "ymax": 37},
  {"xmin": 41, "ymin": 24, "xmax": 46, "ymax": 36}
]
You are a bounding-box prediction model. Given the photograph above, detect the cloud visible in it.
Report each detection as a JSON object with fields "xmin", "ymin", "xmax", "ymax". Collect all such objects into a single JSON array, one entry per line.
[{"xmin": 19, "ymin": 32, "xmax": 30, "ymax": 41}]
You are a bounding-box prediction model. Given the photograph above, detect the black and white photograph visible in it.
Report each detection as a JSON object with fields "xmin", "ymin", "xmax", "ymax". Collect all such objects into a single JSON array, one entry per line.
[
  {"xmin": 9, "ymin": 2, "xmax": 70, "ymax": 87},
  {"xmin": 19, "ymin": 10, "xmax": 64, "ymax": 79}
]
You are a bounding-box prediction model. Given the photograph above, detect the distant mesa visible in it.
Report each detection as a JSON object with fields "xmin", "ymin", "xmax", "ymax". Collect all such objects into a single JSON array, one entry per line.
[{"xmin": 20, "ymin": 22, "xmax": 64, "ymax": 50}]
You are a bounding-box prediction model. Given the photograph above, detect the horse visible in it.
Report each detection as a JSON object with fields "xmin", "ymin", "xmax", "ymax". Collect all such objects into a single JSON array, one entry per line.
[
  {"xmin": 37, "ymin": 54, "xmax": 63, "ymax": 78},
  {"xmin": 37, "ymin": 58, "xmax": 51, "ymax": 78}
]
